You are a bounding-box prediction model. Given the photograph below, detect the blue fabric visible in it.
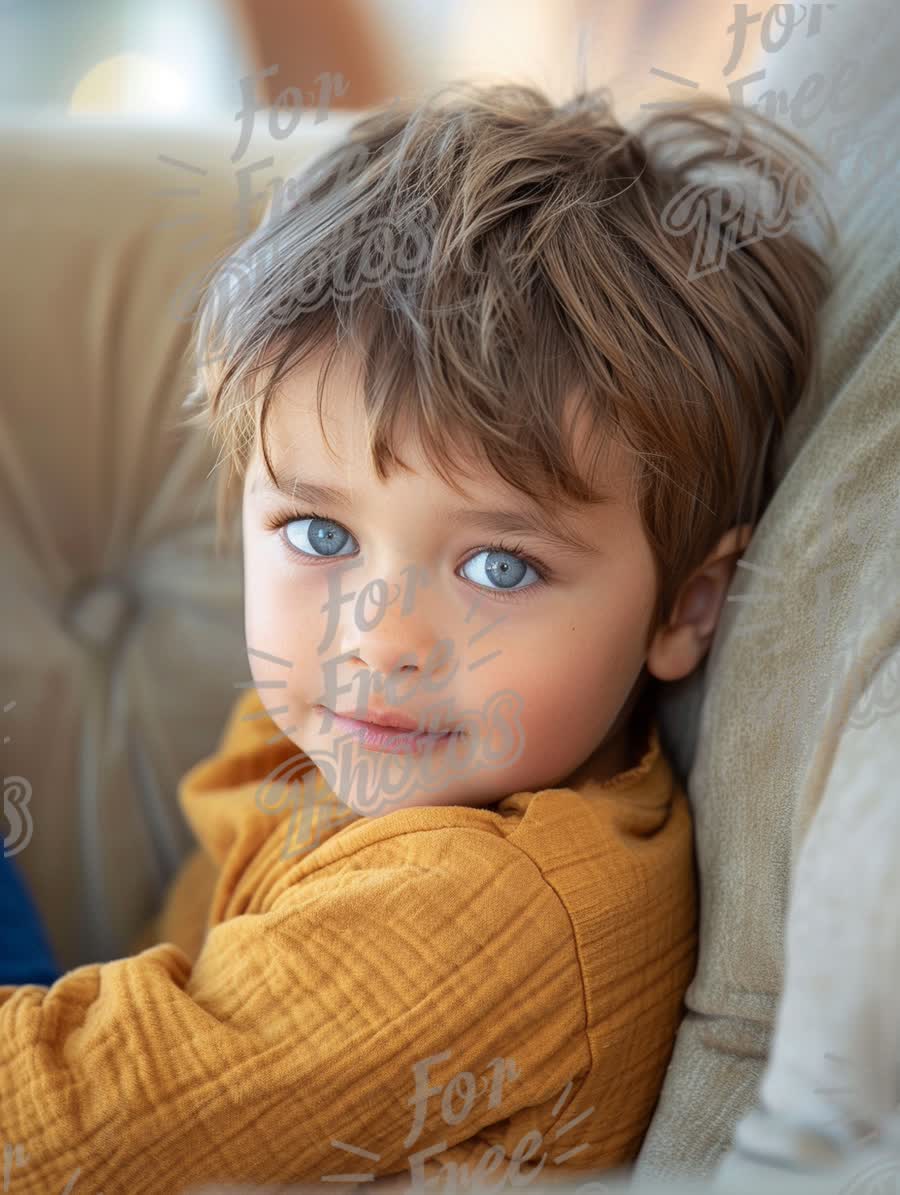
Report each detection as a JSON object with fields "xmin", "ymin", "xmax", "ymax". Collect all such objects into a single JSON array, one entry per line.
[{"xmin": 0, "ymin": 851, "xmax": 62, "ymax": 986}]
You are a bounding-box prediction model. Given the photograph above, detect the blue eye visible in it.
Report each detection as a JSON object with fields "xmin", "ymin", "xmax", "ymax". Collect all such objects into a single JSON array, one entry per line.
[
  {"xmin": 284, "ymin": 516, "xmax": 356, "ymax": 557},
  {"xmin": 268, "ymin": 508, "xmax": 550, "ymax": 596},
  {"xmin": 460, "ymin": 549, "xmax": 540, "ymax": 593}
]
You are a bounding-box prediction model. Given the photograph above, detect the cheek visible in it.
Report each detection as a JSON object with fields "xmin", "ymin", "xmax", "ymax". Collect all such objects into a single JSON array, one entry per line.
[
  {"xmin": 243, "ymin": 529, "xmax": 280, "ymax": 634},
  {"xmin": 241, "ymin": 528, "xmax": 322, "ymax": 682},
  {"xmin": 483, "ymin": 572, "xmax": 654, "ymax": 742},
  {"xmin": 510, "ymin": 646, "xmax": 620, "ymax": 736},
  {"xmin": 458, "ymin": 630, "xmax": 589, "ymax": 756}
]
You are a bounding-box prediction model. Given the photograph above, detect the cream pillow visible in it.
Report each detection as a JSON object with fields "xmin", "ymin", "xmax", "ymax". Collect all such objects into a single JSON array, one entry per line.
[{"xmin": 637, "ymin": 1, "xmax": 900, "ymax": 1178}]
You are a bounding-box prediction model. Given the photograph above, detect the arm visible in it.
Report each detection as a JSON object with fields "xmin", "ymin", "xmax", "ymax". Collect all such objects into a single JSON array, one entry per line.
[
  {"xmin": 127, "ymin": 686, "xmax": 291, "ymax": 959},
  {"xmin": 0, "ymin": 828, "xmax": 583, "ymax": 1194}
]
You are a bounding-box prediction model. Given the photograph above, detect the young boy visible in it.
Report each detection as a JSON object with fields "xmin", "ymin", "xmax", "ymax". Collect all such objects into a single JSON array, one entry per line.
[{"xmin": 0, "ymin": 81, "xmax": 832, "ymax": 1193}]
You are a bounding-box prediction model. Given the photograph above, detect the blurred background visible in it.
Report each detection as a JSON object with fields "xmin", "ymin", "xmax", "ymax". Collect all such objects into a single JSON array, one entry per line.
[{"xmin": 1, "ymin": 0, "xmax": 768, "ymax": 126}]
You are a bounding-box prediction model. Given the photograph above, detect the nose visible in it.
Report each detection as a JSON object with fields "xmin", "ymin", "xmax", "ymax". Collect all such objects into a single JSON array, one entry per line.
[{"xmin": 339, "ymin": 570, "xmax": 436, "ymax": 684}]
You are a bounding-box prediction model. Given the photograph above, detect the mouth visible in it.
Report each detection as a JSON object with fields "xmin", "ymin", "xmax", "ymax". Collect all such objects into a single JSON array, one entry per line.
[{"xmin": 314, "ymin": 706, "xmax": 462, "ymax": 755}]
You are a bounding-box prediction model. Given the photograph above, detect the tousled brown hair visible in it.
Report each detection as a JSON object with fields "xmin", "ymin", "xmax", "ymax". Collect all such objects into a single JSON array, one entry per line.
[{"xmin": 184, "ymin": 79, "xmax": 835, "ymax": 639}]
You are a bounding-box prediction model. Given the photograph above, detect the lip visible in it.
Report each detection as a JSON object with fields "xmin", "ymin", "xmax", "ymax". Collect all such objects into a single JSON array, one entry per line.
[
  {"xmin": 315, "ymin": 706, "xmax": 461, "ymax": 755},
  {"xmin": 339, "ymin": 707, "xmax": 423, "ymax": 733}
]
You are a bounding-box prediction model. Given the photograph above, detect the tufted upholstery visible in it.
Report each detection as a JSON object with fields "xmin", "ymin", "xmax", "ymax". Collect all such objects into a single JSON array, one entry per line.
[{"xmin": 0, "ymin": 110, "xmax": 356, "ymax": 969}]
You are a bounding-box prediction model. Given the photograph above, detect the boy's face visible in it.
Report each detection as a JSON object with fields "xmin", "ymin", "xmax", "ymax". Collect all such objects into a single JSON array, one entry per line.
[{"xmin": 241, "ymin": 348, "xmax": 660, "ymax": 819}]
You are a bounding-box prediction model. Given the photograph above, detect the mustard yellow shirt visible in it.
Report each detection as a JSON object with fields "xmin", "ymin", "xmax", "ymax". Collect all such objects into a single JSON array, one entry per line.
[{"xmin": 0, "ymin": 687, "xmax": 697, "ymax": 1193}]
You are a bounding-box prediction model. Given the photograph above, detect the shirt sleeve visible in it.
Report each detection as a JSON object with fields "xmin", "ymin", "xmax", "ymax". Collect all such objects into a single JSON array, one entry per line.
[{"xmin": 0, "ymin": 826, "xmax": 586, "ymax": 1194}]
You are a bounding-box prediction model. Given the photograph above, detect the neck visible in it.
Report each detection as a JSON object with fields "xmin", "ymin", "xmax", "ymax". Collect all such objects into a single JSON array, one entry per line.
[
  {"xmin": 563, "ymin": 671, "xmax": 658, "ymax": 789},
  {"xmin": 560, "ymin": 721, "xmax": 630, "ymax": 789}
]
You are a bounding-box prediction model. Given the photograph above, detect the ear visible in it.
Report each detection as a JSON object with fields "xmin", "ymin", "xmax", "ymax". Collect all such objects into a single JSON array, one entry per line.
[{"xmin": 646, "ymin": 523, "xmax": 754, "ymax": 683}]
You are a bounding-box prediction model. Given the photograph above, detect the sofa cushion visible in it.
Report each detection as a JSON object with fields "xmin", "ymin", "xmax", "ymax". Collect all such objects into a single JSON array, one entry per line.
[
  {"xmin": 0, "ymin": 111, "xmax": 354, "ymax": 968},
  {"xmin": 638, "ymin": 1, "xmax": 900, "ymax": 1178}
]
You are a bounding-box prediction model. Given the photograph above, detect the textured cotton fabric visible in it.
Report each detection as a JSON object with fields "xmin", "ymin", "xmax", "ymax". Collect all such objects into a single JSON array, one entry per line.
[{"xmin": 0, "ymin": 687, "xmax": 697, "ymax": 1193}]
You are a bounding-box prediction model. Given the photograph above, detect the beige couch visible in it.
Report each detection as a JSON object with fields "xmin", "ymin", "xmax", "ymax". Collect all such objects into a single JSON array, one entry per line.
[{"xmin": 1, "ymin": 3, "xmax": 898, "ymax": 1189}]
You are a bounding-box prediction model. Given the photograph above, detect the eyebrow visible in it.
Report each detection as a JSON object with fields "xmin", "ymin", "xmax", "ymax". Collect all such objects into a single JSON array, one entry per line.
[{"xmin": 256, "ymin": 469, "xmax": 609, "ymax": 557}]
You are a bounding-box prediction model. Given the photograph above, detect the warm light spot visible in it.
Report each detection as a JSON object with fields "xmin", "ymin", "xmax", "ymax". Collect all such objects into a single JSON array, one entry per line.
[{"xmin": 69, "ymin": 53, "xmax": 190, "ymax": 114}]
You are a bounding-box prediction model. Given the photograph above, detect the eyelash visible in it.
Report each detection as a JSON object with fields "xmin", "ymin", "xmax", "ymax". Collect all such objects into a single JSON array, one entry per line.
[{"xmin": 262, "ymin": 506, "xmax": 553, "ymax": 597}]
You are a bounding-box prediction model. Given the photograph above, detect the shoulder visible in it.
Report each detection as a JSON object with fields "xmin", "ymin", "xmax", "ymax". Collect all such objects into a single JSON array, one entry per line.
[{"xmin": 277, "ymin": 813, "xmax": 581, "ymax": 966}]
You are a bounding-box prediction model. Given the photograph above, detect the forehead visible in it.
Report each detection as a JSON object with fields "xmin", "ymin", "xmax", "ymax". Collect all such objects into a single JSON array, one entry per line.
[{"xmin": 248, "ymin": 343, "xmax": 635, "ymax": 507}]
